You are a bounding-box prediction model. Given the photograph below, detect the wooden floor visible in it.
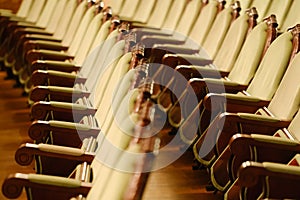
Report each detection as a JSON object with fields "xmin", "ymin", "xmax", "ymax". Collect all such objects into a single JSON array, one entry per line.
[
  {"xmin": 0, "ymin": 70, "xmax": 34, "ymax": 200},
  {"xmin": 0, "ymin": 69, "xmax": 223, "ymax": 200}
]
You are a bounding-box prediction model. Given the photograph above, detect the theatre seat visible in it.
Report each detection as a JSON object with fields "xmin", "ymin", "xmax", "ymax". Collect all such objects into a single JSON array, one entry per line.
[
  {"xmin": 148, "ymin": 0, "xmax": 226, "ymax": 64},
  {"xmin": 25, "ymin": 15, "xmax": 115, "ymax": 95},
  {"xmin": 158, "ymin": 8, "xmax": 259, "ymax": 124},
  {"xmin": 29, "ymin": 28, "xmax": 135, "ymax": 121},
  {"xmin": 193, "ymin": 24, "xmax": 300, "ymax": 168},
  {"xmin": 0, "ymin": 0, "xmax": 48, "ymax": 63},
  {"xmin": 2, "ymin": 91, "xmax": 159, "ymax": 200},
  {"xmin": 225, "ymin": 154, "xmax": 300, "ymax": 199},
  {"xmin": 168, "ymin": 15, "xmax": 277, "ymax": 145},
  {"xmin": 18, "ymin": 2, "xmax": 97, "ymax": 82},
  {"xmin": 211, "ymin": 108, "xmax": 300, "ymax": 194},
  {"xmin": 1, "ymin": 0, "xmax": 88, "ymax": 84},
  {"xmin": 138, "ymin": 0, "xmax": 203, "ymax": 53},
  {"xmin": 0, "ymin": 0, "xmax": 33, "ymax": 22},
  {"xmin": 29, "ymin": 18, "xmax": 117, "ymax": 88}
]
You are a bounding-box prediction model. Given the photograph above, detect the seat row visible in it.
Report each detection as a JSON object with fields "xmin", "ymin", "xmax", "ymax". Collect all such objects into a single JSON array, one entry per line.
[{"xmin": 1, "ymin": 0, "xmax": 300, "ymax": 199}]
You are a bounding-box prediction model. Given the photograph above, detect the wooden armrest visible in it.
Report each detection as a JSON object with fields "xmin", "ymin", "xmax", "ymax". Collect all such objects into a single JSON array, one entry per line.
[
  {"xmin": 29, "ymin": 85, "xmax": 90, "ymax": 102},
  {"xmin": 15, "ymin": 143, "xmax": 94, "ymax": 166},
  {"xmin": 203, "ymin": 93, "xmax": 269, "ymax": 113},
  {"xmin": 176, "ymin": 65, "xmax": 219, "ymax": 80},
  {"xmin": 6, "ymin": 22, "xmax": 41, "ymax": 32},
  {"xmin": 212, "ymin": 113, "xmax": 291, "ymax": 156},
  {"xmin": 176, "ymin": 65, "xmax": 230, "ymax": 79},
  {"xmin": 31, "ymin": 70, "xmax": 86, "ymax": 87},
  {"xmin": 153, "ymin": 44, "xmax": 198, "ymax": 55},
  {"xmin": 26, "ymin": 49, "xmax": 74, "ymax": 64},
  {"xmin": 220, "ymin": 112, "xmax": 290, "ymax": 135},
  {"xmin": 16, "ymin": 21, "xmax": 43, "ymax": 28},
  {"xmin": 230, "ymin": 134, "xmax": 300, "ymax": 161},
  {"xmin": 186, "ymin": 78, "xmax": 247, "ymax": 102},
  {"xmin": 24, "ymin": 40, "xmax": 68, "ymax": 54},
  {"xmin": 2, "ymin": 173, "xmax": 91, "ymax": 199},
  {"xmin": 141, "ymin": 35, "xmax": 185, "ymax": 49},
  {"xmin": 23, "ymin": 34, "xmax": 62, "ymax": 42},
  {"xmin": 162, "ymin": 54, "xmax": 213, "ymax": 69},
  {"xmin": 228, "ymin": 161, "xmax": 300, "ymax": 200},
  {"xmin": 131, "ymin": 27, "xmax": 170, "ymax": 41},
  {"xmin": 28, "ymin": 120, "xmax": 100, "ymax": 145},
  {"xmin": 150, "ymin": 45, "xmax": 199, "ymax": 63},
  {"xmin": 14, "ymin": 27, "xmax": 52, "ymax": 37},
  {"xmin": 238, "ymin": 161, "xmax": 300, "ymax": 187},
  {"xmin": 31, "ymin": 60, "xmax": 81, "ymax": 73},
  {"xmin": 31, "ymin": 101, "xmax": 96, "ymax": 121}
]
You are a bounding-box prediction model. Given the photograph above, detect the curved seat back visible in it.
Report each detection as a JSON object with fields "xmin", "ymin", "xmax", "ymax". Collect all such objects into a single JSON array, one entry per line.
[
  {"xmin": 250, "ymin": 0, "xmax": 272, "ymax": 22},
  {"xmin": 132, "ymin": 0, "xmax": 156, "ymax": 24},
  {"xmin": 143, "ymin": 0, "xmax": 173, "ymax": 29},
  {"xmin": 246, "ymin": 31, "xmax": 294, "ymax": 101},
  {"xmin": 174, "ymin": 0, "xmax": 202, "ymax": 39},
  {"xmin": 188, "ymin": 0, "xmax": 220, "ymax": 47},
  {"xmin": 35, "ymin": 0, "xmax": 59, "ymax": 28},
  {"xmin": 53, "ymin": 0, "xmax": 78, "ymax": 40},
  {"xmin": 15, "ymin": 0, "xmax": 34, "ymax": 18},
  {"xmin": 228, "ymin": 20, "xmax": 272, "ymax": 85},
  {"xmin": 67, "ymin": 5, "xmax": 96, "ymax": 56},
  {"xmin": 266, "ymin": 52, "xmax": 300, "ymax": 121},
  {"xmin": 201, "ymin": 6, "xmax": 236, "ymax": 59},
  {"xmin": 264, "ymin": 0, "xmax": 293, "ymax": 30},
  {"xmin": 62, "ymin": 0, "xmax": 89, "ymax": 46},
  {"xmin": 25, "ymin": 0, "xmax": 47, "ymax": 23},
  {"xmin": 45, "ymin": 0, "xmax": 69, "ymax": 33},
  {"xmin": 280, "ymin": 0, "xmax": 300, "ymax": 32},
  {"xmin": 213, "ymin": 10, "xmax": 254, "ymax": 73}
]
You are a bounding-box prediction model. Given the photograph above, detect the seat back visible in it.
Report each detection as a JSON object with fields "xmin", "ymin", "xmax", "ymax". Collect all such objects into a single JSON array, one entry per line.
[
  {"xmin": 88, "ymin": 93, "xmax": 156, "ymax": 199},
  {"xmin": 211, "ymin": 7, "xmax": 257, "ymax": 73},
  {"xmin": 250, "ymin": 0, "xmax": 272, "ymax": 22},
  {"xmin": 143, "ymin": 0, "xmax": 172, "ymax": 29},
  {"xmin": 15, "ymin": 0, "xmax": 34, "ymax": 18},
  {"xmin": 245, "ymin": 31, "xmax": 294, "ymax": 100},
  {"xmin": 266, "ymin": 52, "xmax": 300, "ymax": 121},
  {"xmin": 161, "ymin": 0, "xmax": 187, "ymax": 31},
  {"xmin": 174, "ymin": 0, "xmax": 202, "ymax": 38},
  {"xmin": 35, "ymin": 0, "xmax": 59, "ymax": 28},
  {"xmin": 52, "ymin": 0, "xmax": 78, "ymax": 40},
  {"xmin": 187, "ymin": 0, "xmax": 220, "ymax": 47},
  {"xmin": 106, "ymin": 0, "xmax": 126, "ymax": 15},
  {"xmin": 118, "ymin": 0, "xmax": 140, "ymax": 20},
  {"xmin": 92, "ymin": 39, "xmax": 130, "ymax": 110},
  {"xmin": 84, "ymin": 29, "xmax": 120, "ymax": 102},
  {"xmin": 239, "ymin": 0, "xmax": 253, "ymax": 14},
  {"xmin": 67, "ymin": 5, "xmax": 97, "ymax": 56},
  {"xmin": 280, "ymin": 0, "xmax": 300, "ymax": 32},
  {"xmin": 263, "ymin": 0, "xmax": 293, "ymax": 30},
  {"xmin": 227, "ymin": 16, "xmax": 277, "ymax": 84},
  {"xmin": 24, "ymin": 0, "xmax": 47, "ymax": 23},
  {"xmin": 99, "ymin": 53, "xmax": 139, "ymax": 134},
  {"xmin": 72, "ymin": 12, "xmax": 105, "ymax": 64},
  {"xmin": 132, "ymin": 0, "xmax": 156, "ymax": 24},
  {"xmin": 89, "ymin": 19, "xmax": 114, "ymax": 52},
  {"xmin": 45, "ymin": 0, "xmax": 69, "ymax": 33},
  {"xmin": 62, "ymin": 0, "xmax": 89, "ymax": 46},
  {"xmin": 201, "ymin": 4, "xmax": 240, "ymax": 60}
]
